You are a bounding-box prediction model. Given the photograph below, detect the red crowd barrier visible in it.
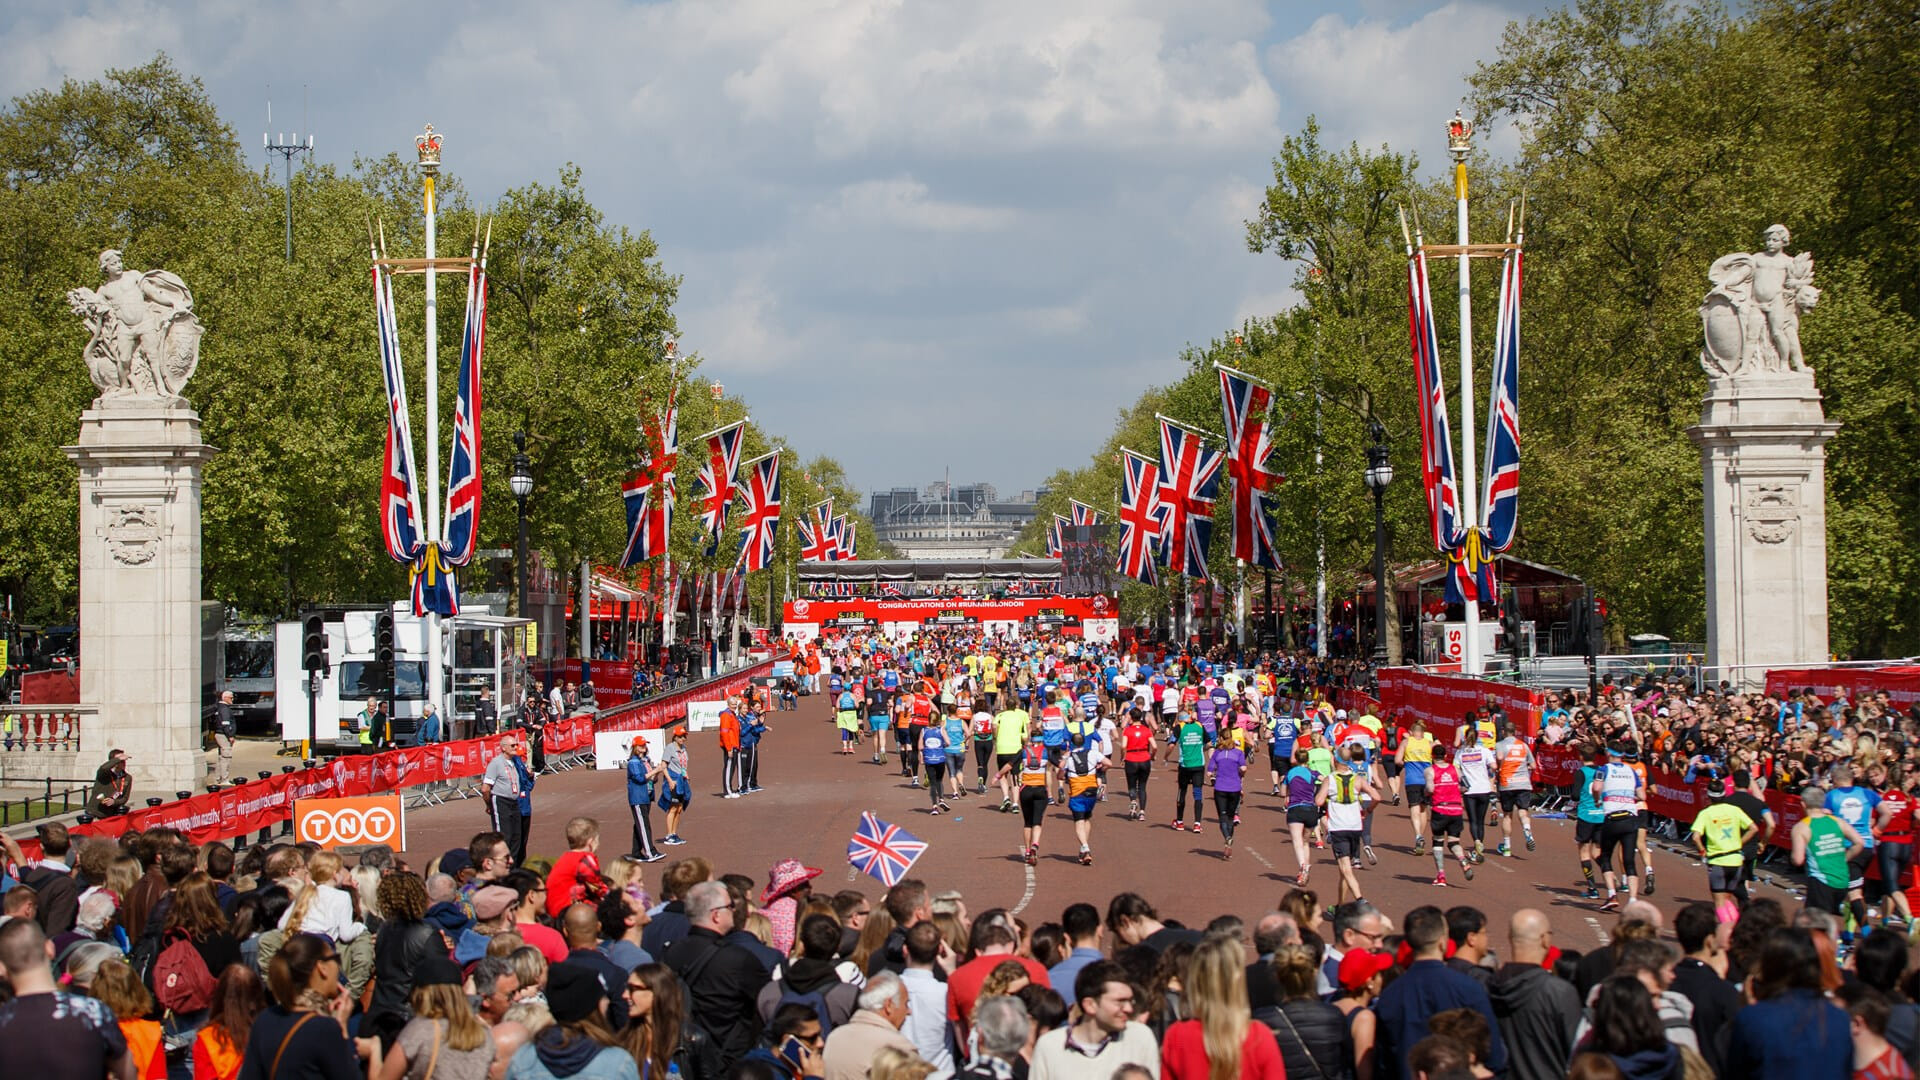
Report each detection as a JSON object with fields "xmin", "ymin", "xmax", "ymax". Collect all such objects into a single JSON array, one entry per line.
[
  {"xmin": 14, "ymin": 659, "xmax": 774, "ymax": 862},
  {"xmin": 1377, "ymin": 669, "xmax": 1543, "ymax": 742}
]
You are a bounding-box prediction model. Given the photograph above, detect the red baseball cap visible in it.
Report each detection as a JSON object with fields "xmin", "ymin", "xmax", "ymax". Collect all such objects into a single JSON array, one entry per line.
[{"xmin": 1338, "ymin": 948, "xmax": 1394, "ymax": 990}]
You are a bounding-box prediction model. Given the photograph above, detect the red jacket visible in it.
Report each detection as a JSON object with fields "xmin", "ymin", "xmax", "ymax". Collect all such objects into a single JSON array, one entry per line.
[{"xmin": 718, "ymin": 709, "xmax": 741, "ymax": 750}]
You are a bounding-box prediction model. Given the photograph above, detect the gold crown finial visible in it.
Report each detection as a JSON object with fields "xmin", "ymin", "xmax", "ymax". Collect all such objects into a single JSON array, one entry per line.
[
  {"xmin": 1446, "ymin": 109, "xmax": 1472, "ymax": 160},
  {"xmin": 416, "ymin": 123, "xmax": 443, "ymax": 173}
]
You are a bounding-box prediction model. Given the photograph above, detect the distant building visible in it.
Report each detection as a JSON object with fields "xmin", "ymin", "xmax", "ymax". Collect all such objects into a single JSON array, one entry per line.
[{"xmin": 870, "ymin": 481, "xmax": 1040, "ymax": 559}]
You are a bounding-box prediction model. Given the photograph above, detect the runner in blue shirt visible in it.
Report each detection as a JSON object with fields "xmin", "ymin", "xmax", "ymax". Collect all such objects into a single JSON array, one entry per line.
[
  {"xmin": 1575, "ymin": 744, "xmax": 1607, "ymax": 899},
  {"xmin": 921, "ymin": 725, "xmax": 953, "ymax": 814},
  {"xmin": 1266, "ymin": 712, "xmax": 1300, "ymax": 796},
  {"xmin": 1826, "ymin": 764, "xmax": 1881, "ymax": 927}
]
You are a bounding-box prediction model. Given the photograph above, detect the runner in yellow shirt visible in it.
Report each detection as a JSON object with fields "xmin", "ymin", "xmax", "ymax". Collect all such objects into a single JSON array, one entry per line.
[
  {"xmin": 1692, "ymin": 781, "xmax": 1759, "ymax": 924},
  {"xmin": 1397, "ymin": 719, "xmax": 1436, "ymax": 855}
]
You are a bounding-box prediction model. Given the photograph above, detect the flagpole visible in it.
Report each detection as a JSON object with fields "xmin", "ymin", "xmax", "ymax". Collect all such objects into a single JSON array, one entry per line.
[
  {"xmin": 419, "ymin": 124, "xmax": 446, "ymax": 717},
  {"xmin": 1449, "ymin": 111, "xmax": 1483, "ymax": 677}
]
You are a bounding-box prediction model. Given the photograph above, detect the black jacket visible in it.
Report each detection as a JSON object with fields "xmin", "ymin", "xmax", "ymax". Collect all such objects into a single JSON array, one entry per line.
[
  {"xmin": 19, "ymin": 863, "xmax": 79, "ymax": 937},
  {"xmin": 664, "ymin": 927, "xmax": 771, "ymax": 1069},
  {"xmin": 642, "ymin": 901, "xmax": 690, "ymax": 957},
  {"xmin": 214, "ymin": 702, "xmax": 237, "ymax": 739},
  {"xmin": 1256, "ymin": 998, "xmax": 1354, "ymax": 1080},
  {"xmin": 1487, "ymin": 962, "xmax": 1582, "ymax": 1080},
  {"xmin": 1668, "ymin": 958, "xmax": 1740, "ymax": 1075},
  {"xmin": 366, "ymin": 918, "xmax": 446, "ymax": 1030}
]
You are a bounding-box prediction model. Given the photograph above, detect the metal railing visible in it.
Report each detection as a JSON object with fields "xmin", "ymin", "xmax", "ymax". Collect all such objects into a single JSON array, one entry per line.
[{"xmin": 0, "ymin": 778, "xmax": 94, "ymax": 825}]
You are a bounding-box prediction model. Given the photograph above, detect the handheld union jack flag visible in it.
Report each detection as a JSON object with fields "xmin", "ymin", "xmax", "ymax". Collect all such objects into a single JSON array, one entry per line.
[
  {"xmin": 1480, "ymin": 240, "xmax": 1522, "ymax": 557},
  {"xmin": 847, "ymin": 811, "xmax": 928, "ymax": 887},
  {"xmin": 1216, "ymin": 364, "xmax": 1282, "ymax": 570},
  {"xmin": 1116, "ymin": 449, "xmax": 1163, "ymax": 585},
  {"xmin": 693, "ymin": 420, "xmax": 747, "ymax": 557},
  {"xmin": 1153, "ymin": 416, "xmax": 1224, "ymax": 581},
  {"xmin": 735, "ymin": 451, "xmax": 782, "ymax": 572},
  {"xmin": 1069, "ymin": 500, "xmax": 1103, "ymax": 527}
]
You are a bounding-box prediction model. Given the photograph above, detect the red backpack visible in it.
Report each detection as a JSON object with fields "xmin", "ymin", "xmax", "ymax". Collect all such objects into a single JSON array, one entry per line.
[{"xmin": 152, "ymin": 930, "xmax": 216, "ymax": 1013}]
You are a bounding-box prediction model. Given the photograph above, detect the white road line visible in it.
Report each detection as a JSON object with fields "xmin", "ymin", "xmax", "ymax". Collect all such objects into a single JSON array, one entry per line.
[
  {"xmin": 1245, "ymin": 845, "xmax": 1276, "ymax": 871},
  {"xmin": 1585, "ymin": 916, "xmax": 1609, "ymax": 946},
  {"xmin": 1010, "ymin": 860, "xmax": 1037, "ymax": 916}
]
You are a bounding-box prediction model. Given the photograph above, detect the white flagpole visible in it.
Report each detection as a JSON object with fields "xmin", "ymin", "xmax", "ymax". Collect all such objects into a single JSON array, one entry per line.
[
  {"xmin": 419, "ymin": 125, "xmax": 446, "ymax": 717},
  {"xmin": 1449, "ymin": 111, "xmax": 1483, "ymax": 677}
]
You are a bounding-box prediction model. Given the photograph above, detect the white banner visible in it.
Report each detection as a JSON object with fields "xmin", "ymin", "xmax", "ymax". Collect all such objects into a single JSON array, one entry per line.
[{"xmin": 595, "ymin": 729, "xmax": 666, "ymax": 771}]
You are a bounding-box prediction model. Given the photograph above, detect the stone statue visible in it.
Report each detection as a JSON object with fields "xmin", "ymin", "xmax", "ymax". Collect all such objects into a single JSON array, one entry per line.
[
  {"xmin": 1700, "ymin": 224, "xmax": 1819, "ymax": 379},
  {"xmin": 65, "ymin": 249, "xmax": 203, "ymax": 404}
]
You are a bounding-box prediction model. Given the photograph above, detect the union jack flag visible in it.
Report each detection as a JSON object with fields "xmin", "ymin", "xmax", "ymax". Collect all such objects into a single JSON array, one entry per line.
[
  {"xmin": 833, "ymin": 515, "xmax": 857, "ymax": 560},
  {"xmin": 373, "ymin": 260, "xmax": 425, "ymax": 571},
  {"xmin": 620, "ymin": 473, "xmax": 654, "ymax": 568},
  {"xmin": 1116, "ymin": 448, "xmax": 1163, "ymax": 585},
  {"xmin": 877, "ymin": 582, "xmax": 904, "ymax": 598},
  {"xmin": 645, "ymin": 391, "xmax": 679, "ymax": 559},
  {"xmin": 1405, "ymin": 222, "xmax": 1487, "ymax": 604},
  {"xmin": 441, "ymin": 254, "xmax": 486, "ymax": 571},
  {"xmin": 847, "ymin": 811, "xmax": 928, "ymax": 887},
  {"xmin": 735, "ymin": 451, "xmax": 782, "ymax": 572},
  {"xmin": 694, "ymin": 420, "xmax": 747, "ymax": 557},
  {"xmin": 1480, "ymin": 242, "xmax": 1522, "ymax": 556},
  {"xmin": 1069, "ymin": 500, "xmax": 1103, "ymax": 527},
  {"xmin": 1216, "ymin": 364, "xmax": 1282, "ymax": 570},
  {"xmin": 1046, "ymin": 514, "xmax": 1069, "ymax": 558},
  {"xmin": 1153, "ymin": 416, "xmax": 1224, "ymax": 581},
  {"xmin": 800, "ymin": 501, "xmax": 837, "ymax": 562}
]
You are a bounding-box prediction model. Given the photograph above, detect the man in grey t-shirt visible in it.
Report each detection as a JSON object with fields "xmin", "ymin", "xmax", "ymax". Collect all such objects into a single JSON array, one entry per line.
[{"xmin": 482, "ymin": 736, "xmax": 524, "ymax": 861}]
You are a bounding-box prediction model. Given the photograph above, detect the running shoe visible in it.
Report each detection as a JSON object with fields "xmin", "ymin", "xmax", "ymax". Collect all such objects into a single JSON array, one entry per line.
[
  {"xmin": 1296, "ymin": 870, "xmax": 1310, "ymax": 886},
  {"xmin": 1412, "ymin": 837, "xmax": 1426, "ymax": 856},
  {"xmin": 1392, "ymin": 793, "xmax": 1402, "ymax": 806},
  {"xmin": 1584, "ymin": 885, "xmax": 1600, "ymax": 900},
  {"xmin": 1497, "ymin": 841, "xmax": 1512, "ymax": 858},
  {"xmin": 662, "ymin": 835, "xmax": 685, "ymax": 846},
  {"xmin": 1364, "ymin": 845, "xmax": 1378, "ymax": 866},
  {"xmin": 1173, "ymin": 819, "xmax": 1184, "ymax": 830},
  {"xmin": 930, "ymin": 805, "xmax": 945, "ymax": 816},
  {"xmin": 910, "ymin": 778, "xmax": 920, "ymax": 788},
  {"xmin": 1080, "ymin": 849, "xmax": 1093, "ymax": 866},
  {"xmin": 1270, "ymin": 786, "xmax": 1281, "ymax": 797},
  {"xmin": 1433, "ymin": 872, "xmax": 1449, "ymax": 887},
  {"xmin": 1024, "ymin": 846, "xmax": 1037, "ymax": 867},
  {"xmin": 1234, "ymin": 814, "xmax": 1241, "ymax": 825},
  {"xmin": 1462, "ymin": 861, "xmax": 1475, "ymax": 882},
  {"xmin": 1223, "ymin": 838, "xmax": 1234, "ymax": 862},
  {"xmin": 1644, "ymin": 872, "xmax": 1656, "ymax": 896},
  {"xmin": 1191, "ymin": 822, "xmax": 1203, "ymax": 834},
  {"xmin": 976, "ymin": 784, "xmax": 988, "ymax": 795},
  {"xmin": 1525, "ymin": 830, "xmax": 1536, "ymax": 852},
  {"xmin": 1599, "ymin": 898, "xmax": 1620, "ymax": 912},
  {"xmin": 724, "ymin": 792, "xmax": 741, "ymax": 800},
  {"xmin": 643, "ymin": 852, "xmax": 666, "ymax": 863}
]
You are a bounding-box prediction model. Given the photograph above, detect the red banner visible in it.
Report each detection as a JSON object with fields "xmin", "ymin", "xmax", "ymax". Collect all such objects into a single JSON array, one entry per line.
[
  {"xmin": 14, "ymin": 661, "xmax": 774, "ymax": 862},
  {"xmin": 1377, "ymin": 669, "xmax": 1543, "ymax": 743},
  {"xmin": 1533, "ymin": 742, "xmax": 1585, "ymax": 788},
  {"xmin": 1764, "ymin": 665, "xmax": 1920, "ymax": 708}
]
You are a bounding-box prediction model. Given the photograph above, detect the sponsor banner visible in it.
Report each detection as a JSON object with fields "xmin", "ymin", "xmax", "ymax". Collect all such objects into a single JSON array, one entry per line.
[
  {"xmin": 1764, "ymin": 665, "xmax": 1920, "ymax": 708},
  {"xmin": 295, "ymin": 794, "xmax": 406, "ymax": 849},
  {"xmin": 1377, "ymin": 669, "xmax": 1543, "ymax": 743},
  {"xmin": 1533, "ymin": 743, "xmax": 1585, "ymax": 788},
  {"xmin": 685, "ymin": 700, "xmax": 726, "ymax": 732},
  {"xmin": 594, "ymin": 729, "xmax": 665, "ymax": 771},
  {"xmin": 10, "ymin": 660, "xmax": 775, "ymax": 862},
  {"xmin": 1644, "ymin": 769, "xmax": 1709, "ymax": 821}
]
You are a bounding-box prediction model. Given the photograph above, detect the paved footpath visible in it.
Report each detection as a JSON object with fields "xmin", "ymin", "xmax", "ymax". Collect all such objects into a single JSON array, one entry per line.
[{"xmin": 400, "ymin": 693, "xmax": 1802, "ymax": 949}]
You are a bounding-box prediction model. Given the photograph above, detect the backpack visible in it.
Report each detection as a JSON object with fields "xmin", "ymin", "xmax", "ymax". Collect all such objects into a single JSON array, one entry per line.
[
  {"xmin": 774, "ymin": 965, "xmax": 839, "ymax": 1036},
  {"xmin": 153, "ymin": 929, "xmax": 216, "ymax": 1013}
]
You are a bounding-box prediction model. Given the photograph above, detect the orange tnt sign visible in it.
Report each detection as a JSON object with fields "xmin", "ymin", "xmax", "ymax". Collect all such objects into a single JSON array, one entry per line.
[{"xmin": 294, "ymin": 795, "xmax": 406, "ymax": 850}]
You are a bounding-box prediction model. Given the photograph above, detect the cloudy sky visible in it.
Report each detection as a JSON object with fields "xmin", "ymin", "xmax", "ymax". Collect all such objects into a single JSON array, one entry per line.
[{"xmin": 4, "ymin": 0, "xmax": 1550, "ymax": 497}]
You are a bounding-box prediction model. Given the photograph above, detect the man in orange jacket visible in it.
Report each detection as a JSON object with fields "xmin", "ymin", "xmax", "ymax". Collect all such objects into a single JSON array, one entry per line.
[{"xmin": 719, "ymin": 698, "xmax": 743, "ymax": 798}]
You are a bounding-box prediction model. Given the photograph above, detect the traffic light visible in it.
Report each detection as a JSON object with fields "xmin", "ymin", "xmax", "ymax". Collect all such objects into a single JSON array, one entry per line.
[
  {"xmin": 1499, "ymin": 605, "xmax": 1523, "ymax": 666},
  {"xmin": 301, "ymin": 614, "xmax": 329, "ymax": 673},
  {"xmin": 1589, "ymin": 596, "xmax": 1608, "ymax": 656},
  {"xmin": 374, "ymin": 611, "xmax": 397, "ymax": 698}
]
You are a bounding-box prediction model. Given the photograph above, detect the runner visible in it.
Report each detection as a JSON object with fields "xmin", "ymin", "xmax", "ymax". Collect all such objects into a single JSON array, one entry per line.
[
  {"xmin": 866, "ymin": 671, "xmax": 892, "ymax": 764},
  {"xmin": 991, "ymin": 700, "xmax": 1029, "ymax": 812},
  {"xmin": 921, "ymin": 720, "xmax": 954, "ymax": 815},
  {"xmin": 1333, "ymin": 713, "xmax": 1382, "ymax": 866},
  {"xmin": 1592, "ymin": 744, "xmax": 1645, "ymax": 911},
  {"xmin": 835, "ymin": 683, "xmax": 861, "ymax": 755},
  {"xmin": 1061, "ymin": 728, "xmax": 1106, "ymax": 865},
  {"xmin": 1873, "ymin": 770, "xmax": 1915, "ymax": 928},
  {"xmin": 1319, "ymin": 748, "xmax": 1378, "ymax": 904},
  {"xmin": 1792, "ymin": 784, "xmax": 1863, "ymax": 919},
  {"xmin": 893, "ymin": 692, "xmax": 920, "ymax": 785},
  {"xmin": 1426, "ymin": 747, "xmax": 1475, "ymax": 886},
  {"xmin": 1825, "ymin": 765, "xmax": 1881, "ymax": 934},
  {"xmin": 1573, "ymin": 743, "xmax": 1607, "ymax": 900},
  {"xmin": 1038, "ymin": 692, "xmax": 1071, "ymax": 804},
  {"xmin": 943, "ymin": 701, "xmax": 970, "ymax": 801},
  {"xmin": 1266, "ymin": 704, "xmax": 1301, "ymax": 798},
  {"xmin": 969, "ymin": 696, "xmax": 998, "ymax": 795},
  {"xmin": 993, "ymin": 730, "xmax": 1055, "ymax": 866},
  {"xmin": 1283, "ymin": 743, "xmax": 1321, "ymax": 886},
  {"xmin": 1305, "ymin": 734, "xmax": 1334, "ymax": 849},
  {"xmin": 1491, "ymin": 722, "xmax": 1537, "ymax": 857},
  {"xmin": 1453, "ymin": 726, "xmax": 1497, "ymax": 863},
  {"xmin": 1398, "ymin": 719, "xmax": 1435, "ymax": 856},
  {"xmin": 1119, "ymin": 708, "xmax": 1157, "ymax": 821},
  {"xmin": 1690, "ymin": 778, "xmax": 1758, "ymax": 924},
  {"xmin": 1627, "ymin": 742, "xmax": 1654, "ymax": 896},
  {"xmin": 1172, "ymin": 710, "xmax": 1207, "ymax": 833},
  {"xmin": 1207, "ymin": 729, "xmax": 1248, "ymax": 861}
]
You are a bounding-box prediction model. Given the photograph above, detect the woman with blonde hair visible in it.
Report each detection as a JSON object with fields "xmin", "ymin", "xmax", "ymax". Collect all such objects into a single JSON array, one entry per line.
[
  {"xmin": 277, "ymin": 850, "xmax": 366, "ymax": 943},
  {"xmin": 1161, "ymin": 934, "xmax": 1285, "ymax": 1080},
  {"xmin": 89, "ymin": 959, "xmax": 167, "ymax": 1080},
  {"xmin": 376, "ymin": 956, "xmax": 494, "ymax": 1080},
  {"xmin": 978, "ymin": 959, "xmax": 1031, "ymax": 1000},
  {"xmin": 510, "ymin": 946, "xmax": 550, "ymax": 1003},
  {"xmin": 868, "ymin": 1045, "xmax": 935, "ymax": 1080}
]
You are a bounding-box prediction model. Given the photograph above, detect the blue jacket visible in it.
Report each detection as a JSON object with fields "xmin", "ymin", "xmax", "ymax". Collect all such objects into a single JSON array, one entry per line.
[
  {"xmin": 739, "ymin": 714, "xmax": 767, "ymax": 748},
  {"xmin": 626, "ymin": 754, "xmax": 655, "ymax": 805},
  {"xmin": 1724, "ymin": 989, "xmax": 1851, "ymax": 1080},
  {"xmin": 1374, "ymin": 959, "xmax": 1509, "ymax": 1080}
]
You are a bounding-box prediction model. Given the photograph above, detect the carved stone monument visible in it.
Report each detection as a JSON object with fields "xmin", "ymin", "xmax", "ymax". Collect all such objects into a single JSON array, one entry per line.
[
  {"xmin": 1687, "ymin": 226, "xmax": 1839, "ymax": 686},
  {"xmin": 62, "ymin": 250, "xmax": 216, "ymax": 796}
]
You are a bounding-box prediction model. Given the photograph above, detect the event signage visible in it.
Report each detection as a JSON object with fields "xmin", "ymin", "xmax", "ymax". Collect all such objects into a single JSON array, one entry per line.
[
  {"xmin": 295, "ymin": 794, "xmax": 405, "ymax": 849},
  {"xmin": 1376, "ymin": 668, "xmax": 1543, "ymax": 741}
]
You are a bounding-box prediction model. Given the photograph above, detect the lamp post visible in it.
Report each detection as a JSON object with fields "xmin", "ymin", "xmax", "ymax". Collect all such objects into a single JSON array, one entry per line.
[
  {"xmin": 1363, "ymin": 425, "xmax": 1394, "ymax": 666},
  {"xmin": 510, "ymin": 432, "xmax": 534, "ymax": 618}
]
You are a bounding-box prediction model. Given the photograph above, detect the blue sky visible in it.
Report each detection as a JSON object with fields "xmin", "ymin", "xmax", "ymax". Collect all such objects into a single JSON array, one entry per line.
[{"xmin": 4, "ymin": 0, "xmax": 1552, "ymax": 495}]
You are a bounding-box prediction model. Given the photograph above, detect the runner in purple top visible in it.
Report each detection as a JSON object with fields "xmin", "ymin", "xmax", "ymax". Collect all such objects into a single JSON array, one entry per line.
[{"xmin": 1207, "ymin": 733, "xmax": 1248, "ymax": 859}]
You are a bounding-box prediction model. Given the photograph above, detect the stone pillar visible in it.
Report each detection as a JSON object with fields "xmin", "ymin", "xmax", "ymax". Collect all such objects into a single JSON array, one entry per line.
[
  {"xmin": 1687, "ymin": 372, "xmax": 1839, "ymax": 688},
  {"xmin": 64, "ymin": 406, "xmax": 217, "ymax": 797}
]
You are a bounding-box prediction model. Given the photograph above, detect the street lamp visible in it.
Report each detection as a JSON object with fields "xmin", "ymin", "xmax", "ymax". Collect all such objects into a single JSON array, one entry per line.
[
  {"xmin": 1363, "ymin": 425, "xmax": 1394, "ymax": 666},
  {"xmin": 509, "ymin": 432, "xmax": 534, "ymax": 617}
]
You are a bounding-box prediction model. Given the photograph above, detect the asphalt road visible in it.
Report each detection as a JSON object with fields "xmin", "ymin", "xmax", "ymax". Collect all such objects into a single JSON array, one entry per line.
[{"xmin": 400, "ymin": 693, "xmax": 1806, "ymax": 950}]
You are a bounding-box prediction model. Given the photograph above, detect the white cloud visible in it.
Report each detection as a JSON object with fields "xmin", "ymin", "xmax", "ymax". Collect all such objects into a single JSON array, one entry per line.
[{"xmin": 813, "ymin": 177, "xmax": 1018, "ymax": 233}]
